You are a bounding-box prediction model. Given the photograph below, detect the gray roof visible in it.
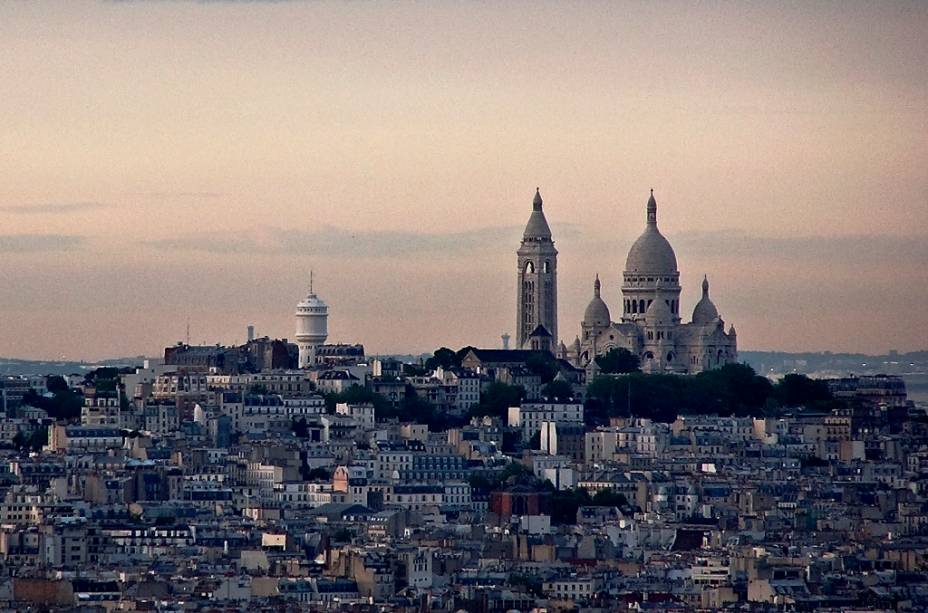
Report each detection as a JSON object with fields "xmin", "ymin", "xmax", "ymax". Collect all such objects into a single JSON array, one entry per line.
[{"xmin": 522, "ymin": 189, "xmax": 553, "ymax": 240}]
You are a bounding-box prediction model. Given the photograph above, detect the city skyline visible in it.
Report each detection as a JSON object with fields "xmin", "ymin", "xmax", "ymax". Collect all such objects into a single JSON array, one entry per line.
[{"xmin": 1, "ymin": 0, "xmax": 927, "ymax": 359}]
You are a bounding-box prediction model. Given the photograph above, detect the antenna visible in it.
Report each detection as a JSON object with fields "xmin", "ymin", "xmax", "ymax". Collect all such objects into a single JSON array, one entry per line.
[
  {"xmin": 310, "ymin": 269, "xmax": 314, "ymax": 294},
  {"xmin": 186, "ymin": 318, "xmax": 190, "ymax": 345}
]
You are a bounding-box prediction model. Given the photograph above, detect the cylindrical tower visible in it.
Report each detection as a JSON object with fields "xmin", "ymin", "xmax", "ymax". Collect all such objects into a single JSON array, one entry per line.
[{"xmin": 295, "ymin": 280, "xmax": 328, "ymax": 369}]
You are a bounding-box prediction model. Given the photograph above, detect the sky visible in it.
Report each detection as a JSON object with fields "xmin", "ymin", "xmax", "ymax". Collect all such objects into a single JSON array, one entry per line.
[{"xmin": 0, "ymin": 0, "xmax": 926, "ymax": 360}]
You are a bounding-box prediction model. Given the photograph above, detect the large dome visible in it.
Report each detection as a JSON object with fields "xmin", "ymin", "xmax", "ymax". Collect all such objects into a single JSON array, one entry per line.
[
  {"xmin": 624, "ymin": 191, "xmax": 677, "ymax": 274},
  {"xmin": 625, "ymin": 228, "xmax": 678, "ymax": 274},
  {"xmin": 583, "ymin": 275, "xmax": 611, "ymax": 325}
]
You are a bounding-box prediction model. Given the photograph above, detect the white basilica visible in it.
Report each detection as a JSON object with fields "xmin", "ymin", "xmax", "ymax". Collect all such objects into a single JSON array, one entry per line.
[{"xmin": 516, "ymin": 188, "xmax": 738, "ymax": 375}]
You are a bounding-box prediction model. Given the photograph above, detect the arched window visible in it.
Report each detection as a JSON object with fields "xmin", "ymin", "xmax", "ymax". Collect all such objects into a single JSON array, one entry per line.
[
  {"xmin": 524, "ymin": 261, "xmax": 535, "ymax": 274},
  {"xmin": 667, "ymin": 352, "xmax": 675, "ymax": 362},
  {"xmin": 639, "ymin": 299, "xmax": 645, "ymax": 312},
  {"xmin": 543, "ymin": 260, "xmax": 550, "ymax": 273}
]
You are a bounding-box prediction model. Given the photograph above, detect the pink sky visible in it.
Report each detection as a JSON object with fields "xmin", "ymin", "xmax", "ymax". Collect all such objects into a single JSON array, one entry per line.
[{"xmin": 0, "ymin": 1, "xmax": 926, "ymax": 360}]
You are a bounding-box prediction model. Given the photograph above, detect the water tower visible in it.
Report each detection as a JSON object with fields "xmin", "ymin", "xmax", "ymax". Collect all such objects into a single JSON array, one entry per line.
[{"xmin": 294, "ymin": 274, "xmax": 328, "ymax": 368}]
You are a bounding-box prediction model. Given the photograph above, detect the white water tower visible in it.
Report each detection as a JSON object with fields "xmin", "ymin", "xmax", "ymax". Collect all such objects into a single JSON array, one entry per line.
[{"xmin": 295, "ymin": 275, "xmax": 328, "ymax": 368}]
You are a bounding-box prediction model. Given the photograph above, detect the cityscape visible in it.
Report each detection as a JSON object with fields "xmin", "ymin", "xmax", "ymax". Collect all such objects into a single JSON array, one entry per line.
[{"xmin": 1, "ymin": 2, "xmax": 927, "ymax": 612}]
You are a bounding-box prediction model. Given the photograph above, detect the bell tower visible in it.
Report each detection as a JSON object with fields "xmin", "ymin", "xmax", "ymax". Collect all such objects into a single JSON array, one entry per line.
[{"xmin": 517, "ymin": 188, "xmax": 558, "ymax": 349}]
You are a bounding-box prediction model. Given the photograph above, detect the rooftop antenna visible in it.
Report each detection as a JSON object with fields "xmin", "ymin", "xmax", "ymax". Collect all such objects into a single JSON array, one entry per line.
[
  {"xmin": 186, "ymin": 318, "xmax": 190, "ymax": 345},
  {"xmin": 310, "ymin": 269, "xmax": 314, "ymax": 294}
]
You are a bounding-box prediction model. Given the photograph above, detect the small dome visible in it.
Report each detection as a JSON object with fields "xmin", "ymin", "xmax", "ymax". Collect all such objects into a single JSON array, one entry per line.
[
  {"xmin": 583, "ymin": 275, "xmax": 611, "ymax": 326},
  {"xmin": 692, "ymin": 275, "xmax": 719, "ymax": 325},
  {"xmin": 523, "ymin": 188, "xmax": 552, "ymax": 240},
  {"xmin": 645, "ymin": 297, "xmax": 673, "ymax": 325},
  {"xmin": 624, "ymin": 192, "xmax": 677, "ymax": 274},
  {"xmin": 297, "ymin": 291, "xmax": 327, "ymax": 310}
]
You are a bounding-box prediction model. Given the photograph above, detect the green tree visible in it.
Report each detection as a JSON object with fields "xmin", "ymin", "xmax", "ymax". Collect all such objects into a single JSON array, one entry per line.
[
  {"xmin": 773, "ymin": 373, "xmax": 832, "ymax": 409},
  {"xmin": 550, "ymin": 488, "xmax": 593, "ymax": 525},
  {"xmin": 304, "ymin": 466, "xmax": 331, "ymax": 481},
  {"xmin": 402, "ymin": 363, "xmax": 427, "ymax": 377},
  {"xmin": 292, "ymin": 418, "xmax": 309, "ymax": 438},
  {"xmin": 247, "ymin": 383, "xmax": 269, "ymax": 395},
  {"xmin": 525, "ymin": 352, "xmax": 558, "ymax": 383},
  {"xmin": 46, "ymin": 375, "xmax": 69, "ymax": 394},
  {"xmin": 425, "ymin": 347, "xmax": 459, "ymax": 371},
  {"xmin": 594, "ymin": 347, "xmax": 640, "ymax": 374},
  {"xmin": 323, "ymin": 385, "xmax": 391, "ymax": 417},
  {"xmin": 542, "ymin": 379, "xmax": 574, "ymax": 402},
  {"xmin": 528, "ymin": 430, "xmax": 541, "ymax": 450},
  {"xmin": 470, "ymin": 382, "xmax": 524, "ymax": 419},
  {"xmin": 591, "ymin": 488, "xmax": 628, "ymax": 507}
]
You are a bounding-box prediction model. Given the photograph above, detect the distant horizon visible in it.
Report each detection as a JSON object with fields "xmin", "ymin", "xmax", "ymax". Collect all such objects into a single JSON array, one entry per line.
[{"xmin": 4, "ymin": 346, "xmax": 928, "ymax": 366}]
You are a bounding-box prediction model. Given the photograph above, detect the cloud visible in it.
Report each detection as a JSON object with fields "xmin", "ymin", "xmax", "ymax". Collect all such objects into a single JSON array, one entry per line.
[
  {"xmin": 137, "ymin": 191, "xmax": 224, "ymax": 199},
  {"xmin": 668, "ymin": 230, "xmax": 928, "ymax": 266},
  {"xmin": 108, "ymin": 0, "xmax": 309, "ymax": 4},
  {"xmin": 0, "ymin": 235, "xmax": 86, "ymax": 252},
  {"xmin": 144, "ymin": 224, "xmax": 581, "ymax": 258},
  {"xmin": 0, "ymin": 202, "xmax": 110, "ymax": 215}
]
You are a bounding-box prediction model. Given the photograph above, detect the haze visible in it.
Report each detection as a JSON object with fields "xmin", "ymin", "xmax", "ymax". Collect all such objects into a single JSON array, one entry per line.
[{"xmin": 1, "ymin": 0, "xmax": 926, "ymax": 360}]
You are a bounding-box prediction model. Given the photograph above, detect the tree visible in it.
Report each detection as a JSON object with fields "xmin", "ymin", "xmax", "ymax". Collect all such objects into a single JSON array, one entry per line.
[
  {"xmin": 323, "ymin": 385, "xmax": 391, "ymax": 417},
  {"xmin": 528, "ymin": 430, "xmax": 541, "ymax": 450},
  {"xmin": 550, "ymin": 488, "xmax": 593, "ymax": 525},
  {"xmin": 46, "ymin": 375, "xmax": 69, "ymax": 394},
  {"xmin": 525, "ymin": 352, "xmax": 558, "ymax": 383},
  {"xmin": 773, "ymin": 373, "xmax": 832, "ymax": 409},
  {"xmin": 595, "ymin": 348, "xmax": 640, "ymax": 374},
  {"xmin": 425, "ymin": 347, "xmax": 459, "ymax": 371},
  {"xmin": 542, "ymin": 379, "xmax": 574, "ymax": 402},
  {"xmin": 591, "ymin": 488, "xmax": 628, "ymax": 507},
  {"xmin": 402, "ymin": 363, "xmax": 426, "ymax": 377},
  {"xmin": 292, "ymin": 418, "xmax": 309, "ymax": 438},
  {"xmin": 22, "ymin": 387, "xmax": 83, "ymax": 421},
  {"xmin": 304, "ymin": 466, "xmax": 331, "ymax": 481},
  {"xmin": 470, "ymin": 382, "xmax": 524, "ymax": 419},
  {"xmin": 247, "ymin": 383, "xmax": 269, "ymax": 396}
]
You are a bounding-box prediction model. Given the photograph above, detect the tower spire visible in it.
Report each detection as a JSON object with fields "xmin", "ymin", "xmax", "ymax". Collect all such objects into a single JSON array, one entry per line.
[
  {"xmin": 594, "ymin": 274, "xmax": 601, "ymax": 297},
  {"xmin": 533, "ymin": 187, "xmax": 543, "ymax": 211},
  {"xmin": 647, "ymin": 189, "xmax": 657, "ymax": 225},
  {"xmin": 702, "ymin": 274, "xmax": 709, "ymax": 297},
  {"xmin": 310, "ymin": 269, "xmax": 314, "ymax": 294}
]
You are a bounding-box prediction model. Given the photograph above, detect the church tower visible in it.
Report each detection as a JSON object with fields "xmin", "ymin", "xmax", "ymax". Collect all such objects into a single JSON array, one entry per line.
[{"xmin": 517, "ymin": 188, "xmax": 558, "ymax": 350}]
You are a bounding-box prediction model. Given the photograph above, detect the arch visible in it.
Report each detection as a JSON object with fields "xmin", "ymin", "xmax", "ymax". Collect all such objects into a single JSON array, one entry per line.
[
  {"xmin": 543, "ymin": 260, "xmax": 551, "ymax": 273},
  {"xmin": 667, "ymin": 351, "xmax": 675, "ymax": 362},
  {"xmin": 524, "ymin": 261, "xmax": 535, "ymax": 274},
  {"xmin": 639, "ymin": 299, "xmax": 645, "ymax": 312},
  {"xmin": 643, "ymin": 351, "xmax": 655, "ymax": 360}
]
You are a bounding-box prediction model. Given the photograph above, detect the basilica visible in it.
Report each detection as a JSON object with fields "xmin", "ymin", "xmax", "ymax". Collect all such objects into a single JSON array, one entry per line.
[{"xmin": 516, "ymin": 188, "xmax": 737, "ymax": 375}]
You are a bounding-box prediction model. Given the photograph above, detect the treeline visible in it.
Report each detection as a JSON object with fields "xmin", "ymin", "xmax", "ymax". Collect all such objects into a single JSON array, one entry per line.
[
  {"xmin": 322, "ymin": 385, "xmax": 467, "ymax": 432},
  {"xmin": 22, "ymin": 368, "xmax": 132, "ymax": 422},
  {"xmin": 586, "ymin": 364, "xmax": 835, "ymax": 424}
]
